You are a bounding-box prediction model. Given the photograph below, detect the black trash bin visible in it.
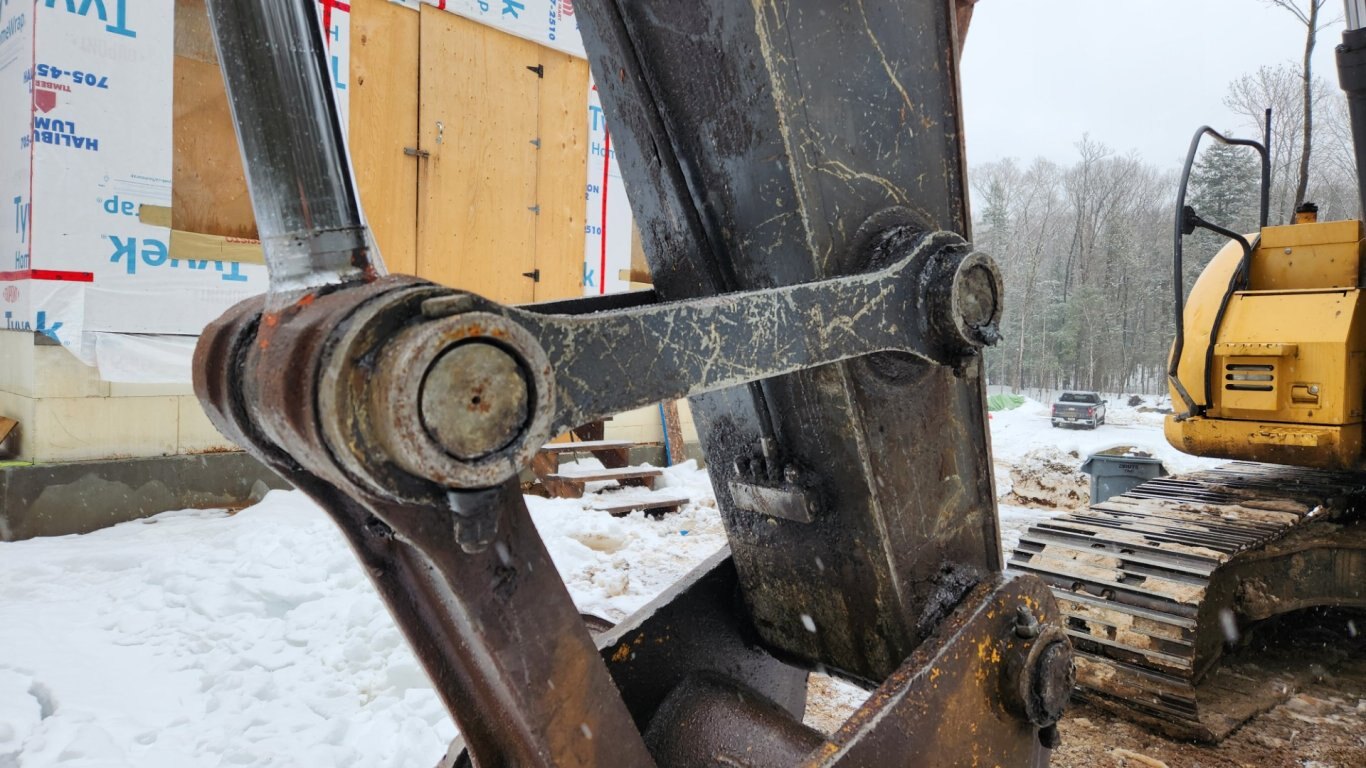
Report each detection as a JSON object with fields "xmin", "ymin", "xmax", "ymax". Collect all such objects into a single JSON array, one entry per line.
[{"xmin": 1079, "ymin": 448, "xmax": 1168, "ymax": 504}]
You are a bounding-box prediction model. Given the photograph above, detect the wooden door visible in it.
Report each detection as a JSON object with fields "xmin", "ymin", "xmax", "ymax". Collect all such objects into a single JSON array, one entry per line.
[
  {"xmin": 350, "ymin": 0, "xmax": 420, "ymax": 276},
  {"xmin": 418, "ymin": 7, "xmax": 540, "ymax": 304},
  {"xmin": 532, "ymin": 52, "xmax": 590, "ymax": 302}
]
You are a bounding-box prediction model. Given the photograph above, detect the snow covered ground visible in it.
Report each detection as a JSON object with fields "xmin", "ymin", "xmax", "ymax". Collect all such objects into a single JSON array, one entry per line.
[
  {"xmin": 0, "ymin": 395, "xmax": 1196, "ymax": 766},
  {"xmin": 989, "ymin": 395, "xmax": 1222, "ymax": 551}
]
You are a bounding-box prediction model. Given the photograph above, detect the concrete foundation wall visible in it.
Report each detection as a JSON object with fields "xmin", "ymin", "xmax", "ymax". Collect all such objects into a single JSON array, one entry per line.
[
  {"xmin": 0, "ymin": 452, "xmax": 289, "ymax": 541},
  {"xmin": 0, "ymin": 330, "xmax": 234, "ymax": 463}
]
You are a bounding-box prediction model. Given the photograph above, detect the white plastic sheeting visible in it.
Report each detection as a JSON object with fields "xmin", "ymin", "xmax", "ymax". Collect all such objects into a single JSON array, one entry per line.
[
  {"xmin": 92, "ymin": 333, "xmax": 197, "ymax": 384},
  {"xmin": 3, "ymin": 1, "xmax": 633, "ymax": 385}
]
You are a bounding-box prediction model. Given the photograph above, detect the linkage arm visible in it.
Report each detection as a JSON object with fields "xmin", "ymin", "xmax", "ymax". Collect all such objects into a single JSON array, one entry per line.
[{"xmin": 360, "ymin": 230, "xmax": 1001, "ymax": 491}]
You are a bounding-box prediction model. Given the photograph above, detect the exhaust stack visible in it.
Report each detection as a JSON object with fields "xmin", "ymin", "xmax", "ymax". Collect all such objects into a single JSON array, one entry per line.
[{"xmin": 1337, "ymin": 0, "xmax": 1366, "ymax": 215}]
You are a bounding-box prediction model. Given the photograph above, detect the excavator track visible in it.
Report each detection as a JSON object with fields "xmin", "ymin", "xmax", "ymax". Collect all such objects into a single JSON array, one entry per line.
[{"xmin": 1010, "ymin": 461, "xmax": 1366, "ymax": 741}]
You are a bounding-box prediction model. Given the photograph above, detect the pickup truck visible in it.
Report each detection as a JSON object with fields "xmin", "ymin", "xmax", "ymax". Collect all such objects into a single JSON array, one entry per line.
[{"xmin": 1051, "ymin": 391, "xmax": 1106, "ymax": 429}]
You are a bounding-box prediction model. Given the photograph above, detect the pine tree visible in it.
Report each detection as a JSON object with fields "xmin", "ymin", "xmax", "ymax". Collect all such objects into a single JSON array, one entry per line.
[
  {"xmin": 1189, "ymin": 139, "xmax": 1261, "ymax": 233},
  {"xmin": 980, "ymin": 178, "xmax": 1012, "ymax": 235},
  {"xmin": 1186, "ymin": 139, "xmax": 1261, "ymax": 276}
]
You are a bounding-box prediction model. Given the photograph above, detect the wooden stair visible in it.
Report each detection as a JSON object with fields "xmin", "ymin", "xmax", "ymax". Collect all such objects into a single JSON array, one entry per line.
[
  {"xmin": 590, "ymin": 493, "xmax": 690, "ymax": 518},
  {"xmin": 532, "ymin": 439, "xmax": 635, "ymax": 476},
  {"xmin": 542, "ymin": 465, "xmax": 661, "ymax": 499}
]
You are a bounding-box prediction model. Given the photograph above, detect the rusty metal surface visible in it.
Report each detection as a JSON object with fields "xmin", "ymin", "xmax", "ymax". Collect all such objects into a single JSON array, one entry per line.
[
  {"xmin": 195, "ymin": 289, "xmax": 657, "ymax": 768},
  {"xmin": 419, "ymin": 343, "xmax": 528, "ymax": 461},
  {"xmin": 629, "ymin": 576, "xmax": 1070, "ymax": 768},
  {"xmin": 1011, "ymin": 461, "xmax": 1366, "ymax": 741},
  {"xmin": 430, "ymin": 548, "xmax": 810, "ymax": 767},
  {"xmin": 595, "ymin": 548, "xmax": 810, "ymax": 733},
  {"xmin": 196, "ymin": 277, "xmax": 1067, "ymax": 764},
  {"xmin": 383, "ymin": 229, "xmax": 1002, "ymax": 490},
  {"xmin": 804, "ymin": 575, "xmax": 1065, "ymax": 767},
  {"xmin": 644, "ymin": 674, "xmax": 827, "ymax": 768},
  {"xmin": 599, "ymin": 564, "xmax": 1067, "ymax": 768},
  {"xmin": 421, "ymin": 229, "xmax": 1001, "ymax": 430}
]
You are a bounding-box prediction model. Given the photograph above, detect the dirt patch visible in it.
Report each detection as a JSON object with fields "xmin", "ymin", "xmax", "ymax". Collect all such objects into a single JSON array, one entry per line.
[
  {"xmin": 802, "ymin": 673, "xmax": 869, "ymax": 734},
  {"xmin": 803, "ymin": 657, "xmax": 1366, "ymax": 766},
  {"xmin": 1053, "ymin": 614, "xmax": 1366, "ymax": 767},
  {"xmin": 803, "ymin": 615, "xmax": 1366, "ymax": 766},
  {"xmin": 1005, "ymin": 447, "xmax": 1089, "ymax": 509},
  {"xmin": 1053, "ymin": 675, "xmax": 1366, "ymax": 767}
]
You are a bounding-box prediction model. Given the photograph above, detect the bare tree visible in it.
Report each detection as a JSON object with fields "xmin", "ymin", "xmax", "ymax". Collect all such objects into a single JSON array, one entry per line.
[
  {"xmin": 1007, "ymin": 160, "xmax": 1063, "ymax": 390},
  {"xmin": 975, "ymin": 139, "xmax": 1176, "ymax": 394},
  {"xmin": 1225, "ymin": 64, "xmax": 1330, "ymax": 222},
  {"xmin": 1309, "ymin": 93, "xmax": 1363, "ymax": 218},
  {"xmin": 1266, "ymin": 0, "xmax": 1331, "ymax": 212}
]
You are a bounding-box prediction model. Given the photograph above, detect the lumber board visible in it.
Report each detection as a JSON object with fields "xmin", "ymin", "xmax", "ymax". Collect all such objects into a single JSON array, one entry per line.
[
  {"xmin": 539, "ymin": 440, "xmax": 637, "ymax": 452},
  {"xmin": 661, "ymin": 400, "xmax": 685, "ymax": 465},
  {"xmin": 351, "ymin": 0, "xmax": 420, "ymax": 276},
  {"xmin": 548, "ymin": 467, "xmax": 662, "ymax": 482},
  {"xmin": 542, "ymin": 466, "xmax": 660, "ymax": 499},
  {"xmin": 172, "ymin": 0, "xmax": 256, "ymax": 239},
  {"xmin": 591, "ymin": 494, "xmax": 688, "ymax": 518}
]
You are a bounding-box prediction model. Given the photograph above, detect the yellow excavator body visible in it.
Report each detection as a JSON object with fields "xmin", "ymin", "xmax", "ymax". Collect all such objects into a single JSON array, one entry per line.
[
  {"xmin": 1166, "ymin": 218, "xmax": 1366, "ymax": 469},
  {"xmin": 1018, "ymin": 215, "xmax": 1366, "ymax": 741}
]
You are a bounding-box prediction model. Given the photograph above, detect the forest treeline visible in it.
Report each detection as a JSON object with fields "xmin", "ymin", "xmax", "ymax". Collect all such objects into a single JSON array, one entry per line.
[{"xmin": 976, "ymin": 62, "xmax": 1362, "ymax": 394}]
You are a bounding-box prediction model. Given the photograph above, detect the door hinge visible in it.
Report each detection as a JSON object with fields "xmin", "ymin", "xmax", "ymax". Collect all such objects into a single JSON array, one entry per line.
[
  {"xmin": 403, "ymin": 146, "xmax": 430, "ymax": 158},
  {"xmin": 522, "ymin": 269, "xmax": 541, "ymax": 282},
  {"xmin": 527, "ymin": 205, "xmax": 541, "ymax": 215},
  {"xmin": 529, "ymin": 137, "xmax": 541, "ymax": 148},
  {"xmin": 527, "ymin": 63, "xmax": 544, "ymax": 78}
]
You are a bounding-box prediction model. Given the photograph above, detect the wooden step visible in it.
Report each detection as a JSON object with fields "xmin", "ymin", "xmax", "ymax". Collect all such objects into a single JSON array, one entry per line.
[
  {"xmin": 591, "ymin": 493, "xmax": 689, "ymax": 518},
  {"xmin": 531, "ymin": 440, "xmax": 640, "ymax": 479},
  {"xmin": 548, "ymin": 466, "xmax": 663, "ymax": 481},
  {"xmin": 542, "ymin": 466, "xmax": 662, "ymax": 499},
  {"xmin": 538, "ymin": 439, "xmax": 638, "ymax": 453}
]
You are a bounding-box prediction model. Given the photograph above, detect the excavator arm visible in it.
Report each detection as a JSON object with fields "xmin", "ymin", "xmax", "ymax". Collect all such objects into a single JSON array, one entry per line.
[{"xmin": 195, "ymin": 1, "xmax": 1071, "ymax": 766}]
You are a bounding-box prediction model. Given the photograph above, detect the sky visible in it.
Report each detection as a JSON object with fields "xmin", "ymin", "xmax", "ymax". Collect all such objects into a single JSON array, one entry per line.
[{"xmin": 959, "ymin": 0, "xmax": 1347, "ymax": 169}]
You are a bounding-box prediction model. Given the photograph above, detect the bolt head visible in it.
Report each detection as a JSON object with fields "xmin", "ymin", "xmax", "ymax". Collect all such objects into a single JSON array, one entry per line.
[
  {"xmin": 1014, "ymin": 604, "xmax": 1041, "ymax": 638},
  {"xmin": 1027, "ymin": 640, "xmax": 1074, "ymax": 726},
  {"xmin": 935, "ymin": 246, "xmax": 1004, "ymax": 351}
]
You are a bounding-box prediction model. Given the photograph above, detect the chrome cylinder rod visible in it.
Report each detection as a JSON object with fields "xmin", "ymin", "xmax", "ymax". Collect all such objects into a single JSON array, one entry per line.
[{"xmin": 204, "ymin": 0, "xmax": 382, "ymax": 302}]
